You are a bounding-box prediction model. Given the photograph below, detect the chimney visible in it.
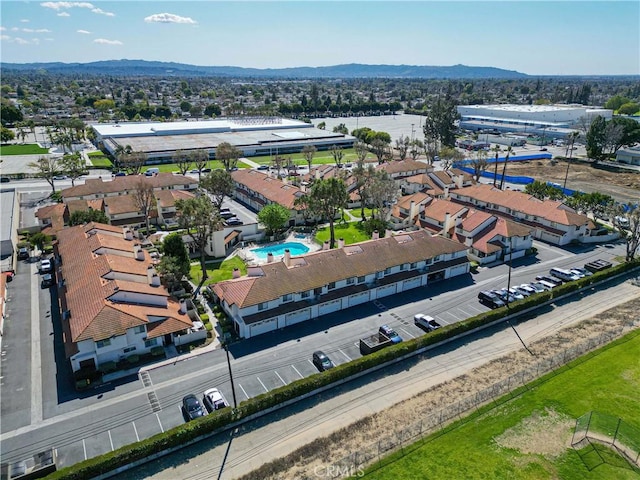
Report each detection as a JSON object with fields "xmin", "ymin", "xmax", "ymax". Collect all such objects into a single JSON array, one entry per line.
[
  {"xmin": 385, "ymin": 229, "xmax": 392, "ymax": 238},
  {"xmin": 323, "ymin": 240, "xmax": 329, "ymax": 250},
  {"xmin": 443, "ymin": 212, "xmax": 451, "ymax": 237},
  {"xmin": 315, "ymin": 169, "xmax": 321, "ymax": 180},
  {"xmin": 232, "ymin": 267, "xmax": 241, "ymax": 278},
  {"xmin": 455, "ymin": 174, "xmax": 463, "ymax": 189},
  {"xmin": 338, "ymin": 238, "xmax": 345, "ymax": 248},
  {"xmin": 151, "ymin": 273, "xmax": 161, "ymax": 287},
  {"xmin": 409, "ymin": 201, "xmax": 417, "ymax": 222},
  {"xmin": 147, "ymin": 265, "xmax": 154, "ymax": 284},
  {"xmin": 372, "ymin": 230, "xmax": 379, "ymax": 240},
  {"xmin": 283, "ymin": 249, "xmax": 291, "ymax": 267},
  {"xmin": 133, "ymin": 243, "xmax": 145, "ymax": 261},
  {"xmin": 443, "ymin": 186, "xmax": 450, "ymax": 199},
  {"xmin": 124, "ymin": 229, "xmax": 134, "ymax": 241},
  {"xmin": 179, "ymin": 298, "xmax": 187, "ymax": 314}
]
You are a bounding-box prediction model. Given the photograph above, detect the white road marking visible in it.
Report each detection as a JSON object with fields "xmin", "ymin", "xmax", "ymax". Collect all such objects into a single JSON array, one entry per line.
[
  {"xmin": 156, "ymin": 413, "xmax": 164, "ymax": 433},
  {"xmin": 339, "ymin": 349, "xmax": 352, "ymax": 361},
  {"xmin": 108, "ymin": 430, "xmax": 114, "ymax": 451},
  {"xmin": 398, "ymin": 327, "xmax": 415, "ymax": 339},
  {"xmin": 30, "ymin": 260, "xmax": 43, "ymax": 425},
  {"xmin": 257, "ymin": 376, "xmax": 269, "ymax": 393},
  {"xmin": 307, "ymin": 359, "xmax": 316, "ymax": 369},
  {"xmin": 291, "ymin": 364, "xmax": 304, "ymax": 379},
  {"xmin": 132, "ymin": 421, "xmax": 140, "ymax": 442},
  {"xmin": 82, "ymin": 439, "xmax": 87, "ymax": 460},
  {"xmin": 238, "ymin": 383, "xmax": 250, "ymax": 400},
  {"xmin": 274, "ymin": 370, "xmax": 287, "ymax": 386}
]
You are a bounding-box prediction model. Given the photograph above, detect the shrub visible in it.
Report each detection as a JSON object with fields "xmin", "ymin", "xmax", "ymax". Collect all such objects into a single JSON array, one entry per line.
[
  {"xmin": 126, "ymin": 355, "xmax": 139, "ymax": 365},
  {"xmin": 100, "ymin": 361, "xmax": 117, "ymax": 374},
  {"xmin": 200, "ymin": 313, "xmax": 209, "ymax": 322},
  {"xmin": 151, "ymin": 346, "xmax": 165, "ymax": 357}
]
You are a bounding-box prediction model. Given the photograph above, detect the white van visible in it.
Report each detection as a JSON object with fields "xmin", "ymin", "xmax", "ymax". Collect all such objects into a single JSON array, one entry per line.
[
  {"xmin": 144, "ymin": 168, "xmax": 159, "ymax": 176},
  {"xmin": 549, "ymin": 267, "xmax": 580, "ymax": 282}
]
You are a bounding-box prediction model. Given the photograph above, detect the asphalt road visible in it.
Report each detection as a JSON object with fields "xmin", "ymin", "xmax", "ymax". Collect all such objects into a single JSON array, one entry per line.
[{"xmin": 0, "ymin": 236, "xmax": 626, "ymax": 470}]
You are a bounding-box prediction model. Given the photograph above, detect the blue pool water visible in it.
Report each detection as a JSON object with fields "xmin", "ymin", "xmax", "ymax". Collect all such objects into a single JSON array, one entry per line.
[{"xmin": 250, "ymin": 242, "xmax": 310, "ymax": 259}]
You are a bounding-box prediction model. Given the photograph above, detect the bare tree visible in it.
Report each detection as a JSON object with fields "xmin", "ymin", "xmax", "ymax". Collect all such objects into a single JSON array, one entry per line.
[
  {"xmin": 603, "ymin": 122, "xmax": 624, "ymax": 156},
  {"xmin": 369, "ymin": 170, "xmax": 399, "ymax": 221},
  {"xmin": 395, "ymin": 135, "xmax": 410, "ymax": 161},
  {"xmin": 28, "ymin": 155, "xmax": 62, "ymax": 194},
  {"xmin": 174, "ymin": 149, "xmax": 192, "ymax": 175},
  {"xmin": 499, "ymin": 145, "xmax": 513, "ymax": 190},
  {"xmin": 330, "ymin": 144, "xmax": 344, "ymax": 167},
  {"xmin": 469, "ymin": 149, "xmax": 488, "ymax": 182},
  {"xmin": 491, "ymin": 145, "xmax": 502, "ymax": 187},
  {"xmin": 354, "ymin": 141, "xmax": 369, "ymax": 163},
  {"xmin": 215, "ymin": 142, "xmax": 242, "ymax": 171},
  {"xmin": 60, "ymin": 152, "xmax": 86, "ymax": 187},
  {"xmin": 120, "ymin": 150, "xmax": 147, "ymax": 175},
  {"xmin": 371, "ymin": 138, "xmax": 388, "ymax": 165},
  {"xmin": 439, "ymin": 146, "xmax": 464, "ymax": 172},
  {"xmin": 301, "ymin": 145, "xmax": 317, "ymax": 170},
  {"xmin": 410, "ymin": 139, "xmax": 423, "ymax": 161},
  {"xmin": 189, "ymin": 149, "xmax": 210, "ymax": 181},
  {"xmin": 611, "ymin": 204, "xmax": 640, "ymax": 262},
  {"xmin": 272, "ymin": 154, "xmax": 286, "ymax": 177},
  {"xmin": 132, "ymin": 178, "xmax": 156, "ymax": 235}
]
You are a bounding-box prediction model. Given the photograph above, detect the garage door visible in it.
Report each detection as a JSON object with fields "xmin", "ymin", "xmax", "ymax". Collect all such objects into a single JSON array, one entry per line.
[
  {"xmin": 285, "ymin": 308, "xmax": 311, "ymax": 327},
  {"xmin": 348, "ymin": 291, "xmax": 369, "ymax": 307},
  {"xmin": 376, "ymin": 284, "xmax": 396, "ymax": 299},
  {"xmin": 447, "ymin": 264, "xmax": 469, "ymax": 278},
  {"xmin": 319, "ymin": 299, "xmax": 341, "ymax": 316},
  {"xmin": 249, "ymin": 318, "xmax": 277, "ymax": 337},
  {"xmin": 400, "ymin": 277, "xmax": 422, "ymax": 291}
]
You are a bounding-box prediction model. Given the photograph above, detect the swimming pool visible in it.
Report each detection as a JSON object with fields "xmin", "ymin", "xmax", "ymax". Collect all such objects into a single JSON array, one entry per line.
[{"xmin": 250, "ymin": 242, "xmax": 310, "ymax": 260}]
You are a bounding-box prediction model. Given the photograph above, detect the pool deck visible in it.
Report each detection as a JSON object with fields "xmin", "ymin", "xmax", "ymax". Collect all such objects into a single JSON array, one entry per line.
[{"xmin": 239, "ymin": 233, "xmax": 321, "ymax": 265}]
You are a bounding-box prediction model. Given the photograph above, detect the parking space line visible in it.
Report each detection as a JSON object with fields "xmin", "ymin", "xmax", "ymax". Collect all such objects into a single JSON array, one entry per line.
[
  {"xmin": 339, "ymin": 349, "xmax": 352, "ymax": 361},
  {"xmin": 257, "ymin": 376, "xmax": 269, "ymax": 393},
  {"xmin": 132, "ymin": 421, "xmax": 140, "ymax": 442},
  {"xmin": 274, "ymin": 370, "xmax": 287, "ymax": 386},
  {"xmin": 442, "ymin": 311, "xmax": 460, "ymax": 322},
  {"xmin": 82, "ymin": 439, "xmax": 87, "ymax": 460},
  {"xmin": 108, "ymin": 430, "xmax": 114, "ymax": 452},
  {"xmin": 398, "ymin": 327, "xmax": 415, "ymax": 339},
  {"xmin": 307, "ymin": 359, "xmax": 316, "ymax": 369},
  {"xmin": 238, "ymin": 383, "xmax": 250, "ymax": 400},
  {"xmin": 156, "ymin": 413, "xmax": 164, "ymax": 433},
  {"xmin": 291, "ymin": 364, "xmax": 304, "ymax": 379}
]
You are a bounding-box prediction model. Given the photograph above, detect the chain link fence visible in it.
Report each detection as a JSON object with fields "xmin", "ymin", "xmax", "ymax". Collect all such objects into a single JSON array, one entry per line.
[{"xmin": 301, "ymin": 327, "xmax": 629, "ymax": 479}]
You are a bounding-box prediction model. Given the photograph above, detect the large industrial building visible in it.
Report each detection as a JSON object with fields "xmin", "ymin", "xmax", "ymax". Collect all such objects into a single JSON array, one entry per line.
[
  {"xmin": 457, "ymin": 104, "xmax": 612, "ymax": 139},
  {"xmin": 91, "ymin": 117, "xmax": 355, "ymax": 164}
]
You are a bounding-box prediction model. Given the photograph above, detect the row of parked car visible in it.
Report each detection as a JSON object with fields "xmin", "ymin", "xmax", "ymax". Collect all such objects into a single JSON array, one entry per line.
[
  {"xmin": 219, "ymin": 208, "xmax": 243, "ymax": 226},
  {"xmin": 182, "ymin": 388, "xmax": 230, "ymax": 422},
  {"xmin": 478, "ymin": 260, "xmax": 612, "ymax": 309}
]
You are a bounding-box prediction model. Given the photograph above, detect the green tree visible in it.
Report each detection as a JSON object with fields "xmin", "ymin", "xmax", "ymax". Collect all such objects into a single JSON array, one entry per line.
[
  {"xmin": 439, "ymin": 146, "xmax": 465, "ymax": 171},
  {"xmin": 296, "ymin": 178, "xmax": 348, "ymax": 249},
  {"xmin": 132, "ymin": 178, "xmax": 156, "ymax": 235},
  {"xmin": 611, "ymin": 204, "xmax": 640, "ymax": 262},
  {"xmin": 1, "ymin": 126, "xmax": 15, "ymax": 143},
  {"xmin": 156, "ymin": 256, "xmax": 185, "ymax": 293},
  {"xmin": 0, "ymin": 99, "xmax": 23, "ymax": 125},
  {"xmin": 617, "ymin": 102, "xmax": 640, "ymax": 115},
  {"xmin": 173, "ymin": 149, "xmax": 192, "ymax": 175},
  {"xmin": 609, "ymin": 116, "xmax": 640, "ymax": 154},
  {"xmin": 368, "ymin": 170, "xmax": 398, "ymax": 221},
  {"xmin": 69, "ymin": 209, "xmax": 110, "ymax": 225},
  {"xmin": 188, "ymin": 149, "xmax": 209, "ymax": 180},
  {"xmin": 161, "ymin": 232, "xmax": 190, "ymax": 277},
  {"xmin": 60, "ymin": 152, "xmax": 86, "ymax": 187},
  {"xmin": 215, "ymin": 142, "xmax": 242, "ymax": 171},
  {"xmin": 200, "ymin": 169, "xmax": 234, "ymax": 209},
  {"xmin": 352, "ymin": 159, "xmax": 376, "ymax": 221},
  {"xmin": 257, "ymin": 203, "xmax": 291, "ymax": 236},
  {"xmin": 330, "ymin": 144, "xmax": 344, "ymax": 167},
  {"xmin": 332, "ymin": 123, "xmax": 348, "ymax": 134},
  {"xmin": 120, "ymin": 150, "xmax": 147, "ymax": 175},
  {"xmin": 175, "ymin": 196, "xmax": 222, "ymax": 284},
  {"xmin": 29, "ymin": 232, "xmax": 51, "ymax": 251},
  {"xmin": 469, "ymin": 149, "xmax": 488, "ymax": 181},
  {"xmin": 94, "ymin": 99, "xmax": 115, "ymax": 115},
  {"xmin": 422, "ymin": 94, "xmax": 459, "ymax": 150},
  {"xmin": 28, "ymin": 155, "xmax": 61, "ymax": 194},
  {"xmin": 524, "ymin": 180, "xmax": 563, "ymax": 201},
  {"xmin": 204, "ymin": 104, "xmax": 221, "ymax": 117},
  {"xmin": 586, "ymin": 115, "xmax": 607, "ymax": 161},
  {"xmin": 604, "ymin": 95, "xmax": 630, "ymax": 111}
]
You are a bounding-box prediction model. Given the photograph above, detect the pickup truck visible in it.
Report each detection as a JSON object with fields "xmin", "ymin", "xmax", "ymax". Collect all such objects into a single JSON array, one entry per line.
[
  {"xmin": 359, "ymin": 332, "xmax": 393, "ymax": 355},
  {"xmin": 414, "ymin": 314, "xmax": 442, "ymax": 332}
]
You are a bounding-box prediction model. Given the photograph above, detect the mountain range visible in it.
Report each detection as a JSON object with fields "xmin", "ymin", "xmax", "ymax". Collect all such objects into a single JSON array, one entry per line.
[{"xmin": 0, "ymin": 60, "xmax": 528, "ymax": 79}]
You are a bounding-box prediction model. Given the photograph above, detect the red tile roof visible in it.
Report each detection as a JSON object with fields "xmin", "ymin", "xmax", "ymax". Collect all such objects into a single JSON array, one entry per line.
[
  {"xmin": 421, "ymin": 198, "xmax": 467, "ymax": 222},
  {"xmin": 377, "ymin": 159, "xmax": 428, "ymax": 176},
  {"xmin": 61, "ymin": 173, "xmax": 196, "ymax": 199},
  {"xmin": 232, "ymin": 169, "xmax": 303, "ymax": 209}
]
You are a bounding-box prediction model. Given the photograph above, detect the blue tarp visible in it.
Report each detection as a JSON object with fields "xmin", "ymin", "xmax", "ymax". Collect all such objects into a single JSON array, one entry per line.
[
  {"xmin": 456, "ymin": 166, "xmax": 535, "ymax": 185},
  {"xmin": 455, "ymin": 153, "xmax": 552, "ymax": 166}
]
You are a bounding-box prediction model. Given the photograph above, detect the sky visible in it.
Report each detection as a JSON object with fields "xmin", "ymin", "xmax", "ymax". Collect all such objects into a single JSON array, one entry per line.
[{"xmin": 0, "ymin": 1, "xmax": 638, "ymax": 76}]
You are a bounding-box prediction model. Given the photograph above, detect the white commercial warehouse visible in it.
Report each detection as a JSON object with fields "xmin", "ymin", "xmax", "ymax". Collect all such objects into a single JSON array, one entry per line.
[
  {"xmin": 457, "ymin": 104, "xmax": 613, "ymax": 138},
  {"xmin": 91, "ymin": 117, "xmax": 355, "ymax": 164}
]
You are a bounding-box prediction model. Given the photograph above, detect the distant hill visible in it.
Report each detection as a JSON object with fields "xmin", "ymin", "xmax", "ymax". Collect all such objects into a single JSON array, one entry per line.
[{"xmin": 0, "ymin": 60, "xmax": 528, "ymax": 79}]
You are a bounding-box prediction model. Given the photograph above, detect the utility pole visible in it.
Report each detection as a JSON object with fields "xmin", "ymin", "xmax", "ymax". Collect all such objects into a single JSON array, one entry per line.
[
  {"xmin": 505, "ymin": 237, "xmax": 534, "ymax": 356},
  {"xmin": 224, "ymin": 343, "xmax": 238, "ymax": 408}
]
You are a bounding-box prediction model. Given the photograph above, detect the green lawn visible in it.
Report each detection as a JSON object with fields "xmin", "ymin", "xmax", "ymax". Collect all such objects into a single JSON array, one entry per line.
[
  {"xmin": 189, "ymin": 255, "xmax": 247, "ymax": 286},
  {"xmin": 0, "ymin": 143, "xmax": 49, "ymax": 155},
  {"xmin": 346, "ymin": 207, "xmax": 374, "ymax": 219},
  {"xmin": 365, "ymin": 331, "xmax": 640, "ymax": 480},
  {"xmin": 249, "ymin": 147, "xmax": 376, "ymax": 166},
  {"xmin": 315, "ymin": 221, "xmax": 371, "ymax": 245},
  {"xmin": 147, "ymin": 161, "xmax": 252, "ymax": 173},
  {"xmin": 89, "ymin": 156, "xmax": 113, "ymax": 168}
]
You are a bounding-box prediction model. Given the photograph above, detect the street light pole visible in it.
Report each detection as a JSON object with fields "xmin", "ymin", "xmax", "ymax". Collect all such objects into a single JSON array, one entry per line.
[{"xmin": 224, "ymin": 343, "xmax": 238, "ymax": 408}]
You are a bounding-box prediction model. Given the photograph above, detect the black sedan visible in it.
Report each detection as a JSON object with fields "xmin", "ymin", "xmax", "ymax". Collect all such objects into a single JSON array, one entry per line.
[
  {"xmin": 182, "ymin": 394, "xmax": 206, "ymax": 421},
  {"xmin": 312, "ymin": 351, "xmax": 335, "ymax": 372}
]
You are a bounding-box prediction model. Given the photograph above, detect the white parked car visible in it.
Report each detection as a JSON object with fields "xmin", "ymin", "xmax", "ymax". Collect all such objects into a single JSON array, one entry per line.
[
  {"xmin": 40, "ymin": 258, "xmax": 52, "ymax": 273},
  {"xmin": 203, "ymin": 388, "xmax": 229, "ymax": 413}
]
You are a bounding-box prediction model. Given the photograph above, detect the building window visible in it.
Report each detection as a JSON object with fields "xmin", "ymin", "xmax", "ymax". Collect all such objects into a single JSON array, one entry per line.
[
  {"xmin": 301, "ymin": 291, "xmax": 310, "ymax": 298},
  {"xmin": 144, "ymin": 338, "xmax": 157, "ymax": 348},
  {"xmin": 96, "ymin": 338, "xmax": 111, "ymax": 348},
  {"xmin": 433, "ymin": 255, "xmax": 441, "ymax": 262},
  {"xmin": 410, "ymin": 262, "xmax": 417, "ymax": 269},
  {"xmin": 327, "ymin": 282, "xmax": 336, "ymax": 290},
  {"xmin": 134, "ymin": 325, "xmax": 146, "ymax": 334},
  {"xmin": 346, "ymin": 277, "xmax": 355, "ymax": 285},
  {"xmin": 400, "ymin": 263, "xmax": 407, "ymax": 271},
  {"xmin": 123, "ymin": 346, "xmax": 136, "ymax": 353},
  {"xmin": 282, "ymin": 294, "xmax": 292, "ymax": 302},
  {"xmin": 384, "ymin": 267, "xmax": 392, "ymax": 275},
  {"xmin": 258, "ymin": 302, "xmax": 268, "ymax": 311},
  {"xmin": 358, "ymin": 276, "xmax": 366, "ymax": 284}
]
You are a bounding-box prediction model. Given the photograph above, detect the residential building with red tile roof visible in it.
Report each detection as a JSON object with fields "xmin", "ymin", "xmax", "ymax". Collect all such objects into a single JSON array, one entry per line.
[
  {"xmin": 418, "ymin": 198, "xmax": 469, "ymax": 235},
  {"xmin": 449, "ymin": 183, "xmax": 593, "ymax": 246},
  {"xmin": 211, "ymin": 230, "xmax": 469, "ymax": 338},
  {"xmin": 54, "ymin": 222, "xmax": 195, "ymax": 373},
  {"xmin": 376, "ymin": 159, "xmax": 430, "ymax": 180},
  {"xmin": 388, "ymin": 192, "xmax": 432, "ymax": 230},
  {"xmin": 401, "ymin": 173, "xmax": 444, "ymax": 197}
]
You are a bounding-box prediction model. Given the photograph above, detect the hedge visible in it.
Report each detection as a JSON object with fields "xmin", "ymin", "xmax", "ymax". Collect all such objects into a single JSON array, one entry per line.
[{"xmin": 46, "ymin": 260, "xmax": 639, "ymax": 480}]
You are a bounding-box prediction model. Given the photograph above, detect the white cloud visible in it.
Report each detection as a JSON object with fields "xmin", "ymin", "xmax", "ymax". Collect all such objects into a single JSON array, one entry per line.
[
  {"xmin": 144, "ymin": 13, "xmax": 196, "ymax": 24},
  {"xmin": 77, "ymin": 29, "xmax": 91, "ymax": 34},
  {"xmin": 0, "ymin": 34, "xmax": 10, "ymax": 40},
  {"xmin": 36, "ymin": 28, "xmax": 51, "ymax": 33},
  {"xmin": 94, "ymin": 38, "xmax": 122, "ymax": 45},
  {"xmin": 20, "ymin": 28, "xmax": 51, "ymax": 33},
  {"xmin": 11, "ymin": 27, "xmax": 19, "ymax": 31},
  {"xmin": 21, "ymin": 19, "xmax": 30, "ymax": 23},
  {"xmin": 40, "ymin": 2, "xmax": 114, "ymax": 17},
  {"xmin": 0, "ymin": 27, "xmax": 5, "ymax": 31},
  {"xmin": 14, "ymin": 37, "xmax": 31, "ymax": 45},
  {"xmin": 57, "ymin": 12, "xmax": 70, "ymax": 17}
]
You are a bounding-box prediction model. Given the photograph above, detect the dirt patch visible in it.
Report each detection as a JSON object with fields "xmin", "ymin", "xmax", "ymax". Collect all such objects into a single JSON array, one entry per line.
[
  {"xmin": 494, "ymin": 408, "xmax": 574, "ymax": 458},
  {"xmin": 239, "ymin": 296, "xmax": 640, "ymax": 480},
  {"xmin": 503, "ymin": 159, "xmax": 640, "ymax": 204}
]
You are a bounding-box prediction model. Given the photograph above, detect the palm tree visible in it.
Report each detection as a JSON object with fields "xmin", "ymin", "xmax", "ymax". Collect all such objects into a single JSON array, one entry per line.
[
  {"xmin": 491, "ymin": 145, "xmax": 502, "ymax": 187},
  {"xmin": 499, "ymin": 146, "xmax": 513, "ymax": 190}
]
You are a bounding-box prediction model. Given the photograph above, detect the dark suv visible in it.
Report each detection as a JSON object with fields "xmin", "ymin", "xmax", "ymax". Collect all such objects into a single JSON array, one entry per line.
[
  {"xmin": 478, "ymin": 290, "xmax": 505, "ymax": 309},
  {"xmin": 312, "ymin": 351, "xmax": 335, "ymax": 372},
  {"xmin": 182, "ymin": 394, "xmax": 206, "ymax": 421},
  {"xmin": 18, "ymin": 247, "xmax": 30, "ymax": 260}
]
